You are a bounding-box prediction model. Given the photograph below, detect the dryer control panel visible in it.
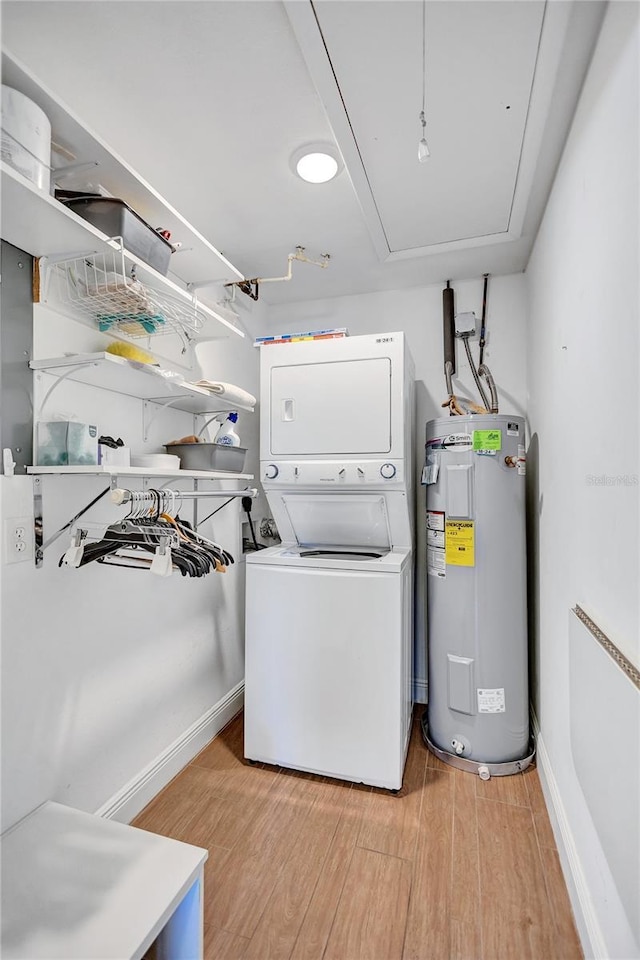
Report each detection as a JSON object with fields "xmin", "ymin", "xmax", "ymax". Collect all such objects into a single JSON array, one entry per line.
[{"xmin": 261, "ymin": 459, "xmax": 405, "ymax": 486}]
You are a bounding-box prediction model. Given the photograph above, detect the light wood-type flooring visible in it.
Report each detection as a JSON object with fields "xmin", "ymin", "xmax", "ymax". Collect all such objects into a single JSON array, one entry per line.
[{"xmin": 133, "ymin": 709, "xmax": 582, "ymax": 960}]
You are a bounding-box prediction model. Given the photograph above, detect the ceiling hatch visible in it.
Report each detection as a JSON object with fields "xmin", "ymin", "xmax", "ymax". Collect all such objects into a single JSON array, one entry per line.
[{"xmin": 287, "ymin": 0, "xmax": 550, "ymax": 262}]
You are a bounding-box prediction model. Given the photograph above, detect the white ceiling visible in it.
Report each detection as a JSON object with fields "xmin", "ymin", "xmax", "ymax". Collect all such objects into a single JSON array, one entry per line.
[{"xmin": 2, "ymin": 1, "xmax": 604, "ymax": 305}]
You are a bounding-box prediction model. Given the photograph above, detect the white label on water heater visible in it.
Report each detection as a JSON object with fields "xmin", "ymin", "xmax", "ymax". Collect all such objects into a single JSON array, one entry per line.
[
  {"xmin": 427, "ymin": 546, "xmax": 446, "ymax": 578},
  {"xmin": 427, "ymin": 527, "xmax": 445, "ymax": 548},
  {"xmin": 421, "ymin": 462, "xmax": 439, "ymax": 485},
  {"xmin": 443, "ymin": 433, "xmax": 473, "ymax": 449},
  {"xmin": 426, "ymin": 510, "xmax": 445, "ymax": 531},
  {"xmin": 477, "ymin": 688, "xmax": 506, "ymax": 713}
]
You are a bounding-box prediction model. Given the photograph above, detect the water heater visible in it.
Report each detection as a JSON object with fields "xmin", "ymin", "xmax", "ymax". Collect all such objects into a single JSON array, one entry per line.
[{"xmin": 423, "ymin": 414, "xmax": 534, "ymax": 777}]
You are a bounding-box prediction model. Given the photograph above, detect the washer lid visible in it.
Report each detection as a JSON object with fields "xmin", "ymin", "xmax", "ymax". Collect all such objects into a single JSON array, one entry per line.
[{"xmin": 280, "ymin": 494, "xmax": 391, "ymax": 549}]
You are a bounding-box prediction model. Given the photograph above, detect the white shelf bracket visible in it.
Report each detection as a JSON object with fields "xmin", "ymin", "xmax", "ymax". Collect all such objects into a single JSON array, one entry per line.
[
  {"xmin": 33, "ymin": 476, "xmax": 112, "ymax": 568},
  {"xmin": 186, "ymin": 280, "xmax": 229, "ymax": 292},
  {"xmin": 142, "ymin": 397, "xmax": 188, "ymax": 443},
  {"xmin": 35, "ymin": 362, "xmax": 98, "ymax": 419}
]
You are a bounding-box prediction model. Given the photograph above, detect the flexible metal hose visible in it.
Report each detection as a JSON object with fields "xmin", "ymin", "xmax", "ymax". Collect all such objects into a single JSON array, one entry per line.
[
  {"xmin": 463, "ymin": 336, "xmax": 491, "ymax": 410},
  {"xmin": 478, "ymin": 363, "xmax": 499, "ymax": 413}
]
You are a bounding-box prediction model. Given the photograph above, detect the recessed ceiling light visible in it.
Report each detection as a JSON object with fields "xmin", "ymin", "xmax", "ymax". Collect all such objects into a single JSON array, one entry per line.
[
  {"xmin": 297, "ymin": 152, "xmax": 337, "ymax": 183},
  {"xmin": 290, "ymin": 143, "xmax": 342, "ymax": 184}
]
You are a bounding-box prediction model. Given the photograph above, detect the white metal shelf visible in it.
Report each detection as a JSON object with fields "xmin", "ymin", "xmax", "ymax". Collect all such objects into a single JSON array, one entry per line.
[
  {"xmin": 2, "ymin": 50, "xmax": 243, "ymax": 285},
  {"xmin": 27, "ymin": 465, "xmax": 254, "ymax": 480},
  {"xmin": 1, "ymin": 47, "xmax": 246, "ymax": 338},
  {"xmin": 1, "ymin": 162, "xmax": 244, "ymax": 338},
  {"xmin": 30, "ymin": 352, "xmax": 255, "ymax": 414}
]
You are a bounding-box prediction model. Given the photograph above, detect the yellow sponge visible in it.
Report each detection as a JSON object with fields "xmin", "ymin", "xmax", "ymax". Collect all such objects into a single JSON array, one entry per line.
[{"xmin": 106, "ymin": 342, "xmax": 157, "ymax": 364}]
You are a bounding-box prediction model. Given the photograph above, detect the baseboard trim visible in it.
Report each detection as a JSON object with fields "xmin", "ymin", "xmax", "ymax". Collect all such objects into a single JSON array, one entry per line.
[
  {"xmin": 532, "ymin": 713, "xmax": 608, "ymax": 960},
  {"xmin": 95, "ymin": 682, "xmax": 245, "ymax": 824}
]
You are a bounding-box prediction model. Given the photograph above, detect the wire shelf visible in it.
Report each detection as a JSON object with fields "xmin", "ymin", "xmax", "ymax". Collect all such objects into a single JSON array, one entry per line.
[{"xmin": 46, "ymin": 246, "xmax": 206, "ymax": 339}]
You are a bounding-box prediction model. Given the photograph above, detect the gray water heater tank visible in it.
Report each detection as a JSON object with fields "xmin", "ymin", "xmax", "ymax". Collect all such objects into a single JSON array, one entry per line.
[{"xmin": 425, "ymin": 414, "xmax": 529, "ymax": 767}]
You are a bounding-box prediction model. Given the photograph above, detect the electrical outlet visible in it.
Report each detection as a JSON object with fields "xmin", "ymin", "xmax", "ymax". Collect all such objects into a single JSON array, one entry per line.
[{"xmin": 4, "ymin": 516, "xmax": 34, "ymax": 564}]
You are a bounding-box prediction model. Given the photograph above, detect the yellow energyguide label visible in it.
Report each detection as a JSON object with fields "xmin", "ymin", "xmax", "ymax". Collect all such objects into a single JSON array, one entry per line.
[{"xmin": 445, "ymin": 520, "xmax": 475, "ymax": 566}]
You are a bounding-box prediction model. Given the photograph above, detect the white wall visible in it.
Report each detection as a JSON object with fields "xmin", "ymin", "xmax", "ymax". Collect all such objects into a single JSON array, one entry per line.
[
  {"xmin": 267, "ymin": 274, "xmax": 528, "ymax": 700},
  {"xmin": 0, "ymin": 300, "xmax": 263, "ymax": 831},
  {"xmin": 525, "ymin": 3, "xmax": 639, "ymax": 957}
]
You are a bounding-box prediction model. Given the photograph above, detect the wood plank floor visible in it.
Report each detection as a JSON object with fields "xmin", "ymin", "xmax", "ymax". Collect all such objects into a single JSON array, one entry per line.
[{"xmin": 132, "ymin": 709, "xmax": 582, "ymax": 960}]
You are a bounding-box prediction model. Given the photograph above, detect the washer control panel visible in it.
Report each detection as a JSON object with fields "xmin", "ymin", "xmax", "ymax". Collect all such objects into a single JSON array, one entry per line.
[{"xmin": 261, "ymin": 460, "xmax": 404, "ymax": 485}]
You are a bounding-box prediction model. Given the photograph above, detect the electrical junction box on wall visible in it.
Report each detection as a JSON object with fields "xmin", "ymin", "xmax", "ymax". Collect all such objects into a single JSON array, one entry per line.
[{"xmin": 454, "ymin": 312, "xmax": 478, "ymax": 338}]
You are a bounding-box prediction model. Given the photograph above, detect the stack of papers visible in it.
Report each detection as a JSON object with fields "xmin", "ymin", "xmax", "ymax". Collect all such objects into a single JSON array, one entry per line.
[{"xmin": 254, "ymin": 328, "xmax": 348, "ymax": 346}]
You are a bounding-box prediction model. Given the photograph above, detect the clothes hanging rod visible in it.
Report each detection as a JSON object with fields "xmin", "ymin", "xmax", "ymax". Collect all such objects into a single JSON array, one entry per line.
[{"xmin": 110, "ymin": 487, "xmax": 257, "ymax": 506}]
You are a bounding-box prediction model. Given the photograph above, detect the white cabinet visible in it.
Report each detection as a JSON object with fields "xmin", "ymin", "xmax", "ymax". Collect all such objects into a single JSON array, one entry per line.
[{"xmin": 0, "ymin": 801, "xmax": 207, "ymax": 960}]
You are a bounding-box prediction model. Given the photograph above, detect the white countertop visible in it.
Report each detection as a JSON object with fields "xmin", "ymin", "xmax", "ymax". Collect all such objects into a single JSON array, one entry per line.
[{"xmin": 1, "ymin": 801, "xmax": 207, "ymax": 960}]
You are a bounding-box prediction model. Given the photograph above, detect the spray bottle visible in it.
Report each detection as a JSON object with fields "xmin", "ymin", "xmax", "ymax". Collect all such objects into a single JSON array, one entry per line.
[{"xmin": 215, "ymin": 411, "xmax": 241, "ymax": 446}]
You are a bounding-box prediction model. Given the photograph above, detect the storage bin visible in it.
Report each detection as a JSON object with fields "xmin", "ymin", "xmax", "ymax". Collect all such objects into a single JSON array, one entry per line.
[
  {"xmin": 165, "ymin": 443, "xmax": 247, "ymax": 473},
  {"xmin": 60, "ymin": 197, "xmax": 173, "ymax": 275}
]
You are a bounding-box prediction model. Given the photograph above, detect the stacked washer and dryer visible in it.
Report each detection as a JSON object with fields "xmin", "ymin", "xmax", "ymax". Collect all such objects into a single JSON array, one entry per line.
[{"xmin": 244, "ymin": 333, "xmax": 415, "ymax": 790}]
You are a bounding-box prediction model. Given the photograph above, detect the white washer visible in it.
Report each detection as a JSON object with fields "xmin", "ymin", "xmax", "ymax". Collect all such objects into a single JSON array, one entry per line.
[
  {"xmin": 245, "ymin": 332, "xmax": 415, "ymax": 790},
  {"xmin": 245, "ymin": 545, "xmax": 412, "ymax": 790}
]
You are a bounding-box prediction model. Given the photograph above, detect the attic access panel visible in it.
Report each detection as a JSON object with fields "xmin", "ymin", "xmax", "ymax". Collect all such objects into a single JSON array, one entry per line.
[{"xmin": 312, "ymin": 0, "xmax": 546, "ymax": 252}]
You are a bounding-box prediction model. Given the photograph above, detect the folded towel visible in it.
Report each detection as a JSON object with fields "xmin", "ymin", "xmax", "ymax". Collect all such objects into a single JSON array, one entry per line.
[{"xmin": 191, "ymin": 380, "xmax": 256, "ymax": 409}]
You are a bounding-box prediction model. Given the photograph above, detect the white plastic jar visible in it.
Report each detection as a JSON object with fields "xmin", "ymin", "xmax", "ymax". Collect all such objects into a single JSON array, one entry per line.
[{"xmin": 1, "ymin": 86, "xmax": 51, "ymax": 192}]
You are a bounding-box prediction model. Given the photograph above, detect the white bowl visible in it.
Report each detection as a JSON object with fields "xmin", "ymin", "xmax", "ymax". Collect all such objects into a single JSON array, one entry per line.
[{"xmin": 131, "ymin": 454, "xmax": 180, "ymax": 470}]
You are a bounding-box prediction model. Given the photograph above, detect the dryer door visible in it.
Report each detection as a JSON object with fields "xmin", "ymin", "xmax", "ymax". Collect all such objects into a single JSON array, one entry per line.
[{"xmin": 269, "ymin": 357, "xmax": 391, "ymax": 456}]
